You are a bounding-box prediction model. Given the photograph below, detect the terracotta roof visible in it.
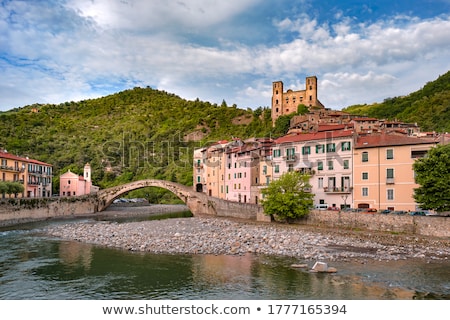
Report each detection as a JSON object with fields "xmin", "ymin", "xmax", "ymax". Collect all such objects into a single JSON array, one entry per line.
[
  {"xmin": 317, "ymin": 124, "xmax": 354, "ymax": 132},
  {"xmin": 275, "ymin": 130, "xmax": 354, "ymax": 144},
  {"xmin": 0, "ymin": 150, "xmax": 52, "ymax": 166},
  {"xmin": 355, "ymin": 133, "xmax": 437, "ymax": 149}
]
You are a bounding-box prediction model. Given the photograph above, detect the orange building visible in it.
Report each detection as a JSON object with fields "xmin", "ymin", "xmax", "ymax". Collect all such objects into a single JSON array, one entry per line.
[
  {"xmin": 0, "ymin": 149, "xmax": 53, "ymax": 198},
  {"xmin": 353, "ymin": 134, "xmax": 437, "ymax": 211}
]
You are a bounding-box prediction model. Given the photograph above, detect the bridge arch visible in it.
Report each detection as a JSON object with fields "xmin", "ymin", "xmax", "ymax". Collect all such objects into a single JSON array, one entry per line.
[{"xmin": 96, "ymin": 179, "xmax": 211, "ymax": 216}]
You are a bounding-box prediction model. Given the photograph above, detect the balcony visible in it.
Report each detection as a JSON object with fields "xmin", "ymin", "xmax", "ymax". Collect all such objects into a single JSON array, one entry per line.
[
  {"xmin": 282, "ymin": 155, "xmax": 297, "ymax": 162},
  {"xmin": 386, "ymin": 178, "xmax": 395, "ymax": 184},
  {"xmin": 0, "ymin": 165, "xmax": 25, "ymax": 173},
  {"xmin": 324, "ymin": 186, "xmax": 352, "ymax": 194}
]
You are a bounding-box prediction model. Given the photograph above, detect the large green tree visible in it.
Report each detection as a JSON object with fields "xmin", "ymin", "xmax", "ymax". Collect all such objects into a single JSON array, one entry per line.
[
  {"xmin": 261, "ymin": 171, "xmax": 314, "ymax": 222},
  {"xmin": 413, "ymin": 143, "xmax": 450, "ymax": 213}
]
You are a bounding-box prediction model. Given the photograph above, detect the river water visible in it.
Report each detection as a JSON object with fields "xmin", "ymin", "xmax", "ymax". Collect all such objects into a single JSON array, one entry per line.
[{"xmin": 0, "ymin": 213, "xmax": 449, "ymax": 300}]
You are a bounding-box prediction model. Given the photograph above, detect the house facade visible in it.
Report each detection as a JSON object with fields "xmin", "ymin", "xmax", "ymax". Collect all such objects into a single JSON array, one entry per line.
[
  {"xmin": 353, "ymin": 134, "xmax": 437, "ymax": 211},
  {"xmin": 272, "ymin": 130, "xmax": 354, "ymax": 209},
  {"xmin": 1, "ymin": 149, "xmax": 53, "ymax": 198}
]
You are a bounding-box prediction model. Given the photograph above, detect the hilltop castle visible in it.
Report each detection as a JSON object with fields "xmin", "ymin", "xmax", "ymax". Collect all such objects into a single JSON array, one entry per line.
[{"xmin": 271, "ymin": 76, "xmax": 325, "ymax": 123}]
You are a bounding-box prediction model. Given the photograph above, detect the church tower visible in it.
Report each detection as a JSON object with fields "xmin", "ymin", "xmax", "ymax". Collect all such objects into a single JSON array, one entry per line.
[{"xmin": 84, "ymin": 163, "xmax": 91, "ymax": 181}]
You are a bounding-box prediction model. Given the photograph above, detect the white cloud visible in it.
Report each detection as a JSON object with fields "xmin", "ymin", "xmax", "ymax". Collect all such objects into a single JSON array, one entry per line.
[{"xmin": 1, "ymin": 1, "xmax": 450, "ymax": 111}]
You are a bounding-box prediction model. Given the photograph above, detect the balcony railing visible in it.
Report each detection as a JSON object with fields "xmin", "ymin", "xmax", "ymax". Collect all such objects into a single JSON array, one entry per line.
[
  {"xmin": 324, "ymin": 186, "xmax": 352, "ymax": 194},
  {"xmin": 386, "ymin": 178, "xmax": 395, "ymax": 184},
  {"xmin": 282, "ymin": 155, "xmax": 297, "ymax": 162},
  {"xmin": 0, "ymin": 165, "xmax": 25, "ymax": 173}
]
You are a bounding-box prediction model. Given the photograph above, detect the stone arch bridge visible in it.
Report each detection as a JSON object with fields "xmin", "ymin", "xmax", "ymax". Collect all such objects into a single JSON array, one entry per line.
[
  {"xmin": 96, "ymin": 179, "xmax": 265, "ymax": 220},
  {"xmin": 0, "ymin": 180, "xmax": 267, "ymax": 226}
]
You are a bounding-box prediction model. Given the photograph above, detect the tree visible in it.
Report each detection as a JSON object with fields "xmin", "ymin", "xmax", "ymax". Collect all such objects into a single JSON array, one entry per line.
[
  {"xmin": 0, "ymin": 181, "xmax": 24, "ymax": 198},
  {"xmin": 261, "ymin": 171, "xmax": 314, "ymax": 222},
  {"xmin": 413, "ymin": 143, "xmax": 450, "ymax": 213}
]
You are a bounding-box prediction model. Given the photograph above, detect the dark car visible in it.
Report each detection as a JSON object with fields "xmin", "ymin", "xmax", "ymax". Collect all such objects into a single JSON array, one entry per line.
[
  {"xmin": 393, "ymin": 210, "xmax": 407, "ymax": 215},
  {"xmin": 381, "ymin": 209, "xmax": 391, "ymax": 214},
  {"xmin": 410, "ymin": 211, "xmax": 426, "ymax": 216}
]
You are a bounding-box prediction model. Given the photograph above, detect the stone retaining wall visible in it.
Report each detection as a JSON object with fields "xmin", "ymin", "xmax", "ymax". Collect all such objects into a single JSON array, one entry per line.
[
  {"xmin": 300, "ymin": 210, "xmax": 449, "ymax": 238},
  {"xmin": 0, "ymin": 196, "xmax": 97, "ymax": 227}
]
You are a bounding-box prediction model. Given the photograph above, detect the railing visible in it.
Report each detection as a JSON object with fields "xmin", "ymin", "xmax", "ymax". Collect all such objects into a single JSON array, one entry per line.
[
  {"xmin": 0, "ymin": 165, "xmax": 25, "ymax": 173},
  {"xmin": 282, "ymin": 155, "xmax": 297, "ymax": 162},
  {"xmin": 324, "ymin": 186, "xmax": 352, "ymax": 194},
  {"xmin": 386, "ymin": 178, "xmax": 395, "ymax": 184}
]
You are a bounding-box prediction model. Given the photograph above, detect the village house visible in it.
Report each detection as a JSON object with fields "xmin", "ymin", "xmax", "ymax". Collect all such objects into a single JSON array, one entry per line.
[
  {"xmin": 272, "ymin": 130, "xmax": 354, "ymax": 209},
  {"xmin": 0, "ymin": 149, "xmax": 53, "ymax": 198},
  {"xmin": 353, "ymin": 133, "xmax": 437, "ymax": 211}
]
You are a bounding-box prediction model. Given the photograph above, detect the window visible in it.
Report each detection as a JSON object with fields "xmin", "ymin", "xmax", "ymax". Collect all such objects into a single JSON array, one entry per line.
[
  {"xmin": 343, "ymin": 160, "xmax": 349, "ymax": 169},
  {"xmin": 386, "ymin": 168, "xmax": 394, "ymax": 179},
  {"xmin": 317, "ymin": 161, "xmax": 323, "ymax": 171},
  {"xmin": 362, "ymin": 172, "xmax": 368, "ymax": 180},
  {"xmin": 326, "ymin": 143, "xmax": 336, "ymax": 152},
  {"xmin": 302, "ymin": 146, "xmax": 311, "ymax": 155},
  {"xmin": 273, "ymin": 149, "xmax": 281, "ymax": 157},
  {"xmin": 328, "ymin": 160, "xmax": 334, "ymax": 170},
  {"xmin": 318, "ymin": 177, "xmax": 323, "ymax": 189},
  {"xmin": 386, "ymin": 149, "xmax": 394, "ymax": 160},
  {"xmin": 274, "ymin": 164, "xmax": 279, "ymax": 173},
  {"xmin": 341, "ymin": 141, "xmax": 351, "ymax": 151},
  {"xmin": 263, "ymin": 165, "xmax": 267, "ymax": 175},
  {"xmin": 362, "ymin": 187, "xmax": 368, "ymax": 196},
  {"xmin": 288, "ymin": 164, "xmax": 294, "ymax": 172},
  {"xmin": 197, "ymin": 176, "xmax": 201, "ymax": 183},
  {"xmin": 387, "ymin": 189, "xmax": 394, "ymax": 200},
  {"xmin": 362, "ymin": 152, "xmax": 368, "ymax": 162},
  {"xmin": 316, "ymin": 144, "xmax": 325, "ymax": 154},
  {"xmin": 286, "ymin": 148, "xmax": 295, "ymax": 159}
]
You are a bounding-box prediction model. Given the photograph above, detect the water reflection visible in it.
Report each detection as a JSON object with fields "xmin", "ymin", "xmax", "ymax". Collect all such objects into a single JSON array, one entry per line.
[{"xmin": 0, "ymin": 218, "xmax": 449, "ymax": 300}]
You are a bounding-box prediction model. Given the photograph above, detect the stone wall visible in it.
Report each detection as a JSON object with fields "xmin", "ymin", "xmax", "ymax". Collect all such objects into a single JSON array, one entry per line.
[
  {"xmin": 0, "ymin": 196, "xmax": 97, "ymax": 227},
  {"xmin": 301, "ymin": 210, "xmax": 449, "ymax": 238}
]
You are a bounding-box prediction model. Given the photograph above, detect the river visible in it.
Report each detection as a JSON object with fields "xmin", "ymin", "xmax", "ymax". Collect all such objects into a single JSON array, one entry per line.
[{"xmin": 0, "ymin": 211, "xmax": 449, "ymax": 300}]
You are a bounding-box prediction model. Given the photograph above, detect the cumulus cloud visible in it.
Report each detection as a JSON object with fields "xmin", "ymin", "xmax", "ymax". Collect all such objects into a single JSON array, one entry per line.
[{"xmin": 1, "ymin": 1, "xmax": 450, "ymax": 110}]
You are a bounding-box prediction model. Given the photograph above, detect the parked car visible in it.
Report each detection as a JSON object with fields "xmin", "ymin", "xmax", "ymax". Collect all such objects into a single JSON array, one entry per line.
[
  {"xmin": 328, "ymin": 206, "xmax": 340, "ymax": 211},
  {"xmin": 392, "ymin": 210, "xmax": 407, "ymax": 215},
  {"xmin": 315, "ymin": 204, "xmax": 328, "ymax": 210},
  {"xmin": 381, "ymin": 209, "xmax": 391, "ymax": 214},
  {"xmin": 409, "ymin": 211, "xmax": 426, "ymax": 216},
  {"xmin": 361, "ymin": 208, "xmax": 377, "ymax": 213}
]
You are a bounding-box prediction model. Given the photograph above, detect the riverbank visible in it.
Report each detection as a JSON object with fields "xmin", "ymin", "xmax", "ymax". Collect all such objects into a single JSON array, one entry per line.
[{"xmin": 44, "ymin": 211, "xmax": 450, "ymax": 263}]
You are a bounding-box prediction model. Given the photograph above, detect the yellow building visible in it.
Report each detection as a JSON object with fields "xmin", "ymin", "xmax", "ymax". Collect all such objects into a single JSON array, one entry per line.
[
  {"xmin": 1, "ymin": 149, "xmax": 53, "ymax": 198},
  {"xmin": 353, "ymin": 134, "xmax": 437, "ymax": 211}
]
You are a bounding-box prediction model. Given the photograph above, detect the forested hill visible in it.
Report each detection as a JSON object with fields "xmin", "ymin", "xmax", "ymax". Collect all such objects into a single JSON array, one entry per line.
[
  {"xmin": 343, "ymin": 71, "xmax": 450, "ymax": 133},
  {"xmin": 0, "ymin": 87, "xmax": 273, "ymax": 192}
]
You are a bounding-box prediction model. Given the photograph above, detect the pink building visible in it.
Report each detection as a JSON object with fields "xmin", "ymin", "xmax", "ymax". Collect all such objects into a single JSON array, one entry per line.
[
  {"xmin": 59, "ymin": 163, "xmax": 95, "ymax": 196},
  {"xmin": 273, "ymin": 130, "xmax": 354, "ymax": 209}
]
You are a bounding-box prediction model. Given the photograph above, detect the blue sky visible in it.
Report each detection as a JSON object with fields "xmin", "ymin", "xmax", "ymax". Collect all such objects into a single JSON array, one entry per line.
[{"xmin": 1, "ymin": 0, "xmax": 450, "ymax": 112}]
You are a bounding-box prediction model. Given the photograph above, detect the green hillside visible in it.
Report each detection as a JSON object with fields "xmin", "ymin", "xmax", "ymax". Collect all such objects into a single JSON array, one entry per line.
[
  {"xmin": 343, "ymin": 71, "xmax": 450, "ymax": 132},
  {"xmin": 0, "ymin": 87, "xmax": 273, "ymax": 196}
]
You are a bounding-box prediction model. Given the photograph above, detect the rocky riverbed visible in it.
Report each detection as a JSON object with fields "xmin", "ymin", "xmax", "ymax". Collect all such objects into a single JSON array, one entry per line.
[{"xmin": 43, "ymin": 213, "xmax": 450, "ymax": 263}]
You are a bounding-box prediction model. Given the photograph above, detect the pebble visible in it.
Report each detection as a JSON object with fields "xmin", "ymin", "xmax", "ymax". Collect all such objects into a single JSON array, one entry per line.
[{"xmin": 43, "ymin": 216, "xmax": 450, "ymax": 262}]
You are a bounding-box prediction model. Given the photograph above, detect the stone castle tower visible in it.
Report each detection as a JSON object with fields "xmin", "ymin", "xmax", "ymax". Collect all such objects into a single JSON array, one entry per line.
[{"xmin": 271, "ymin": 76, "xmax": 324, "ymax": 123}]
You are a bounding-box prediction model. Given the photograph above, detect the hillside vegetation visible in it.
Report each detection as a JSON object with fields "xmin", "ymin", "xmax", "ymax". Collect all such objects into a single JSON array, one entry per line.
[
  {"xmin": 1, "ymin": 71, "xmax": 449, "ymax": 197},
  {"xmin": 343, "ymin": 71, "xmax": 450, "ymax": 132},
  {"xmin": 0, "ymin": 87, "xmax": 273, "ymax": 196}
]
